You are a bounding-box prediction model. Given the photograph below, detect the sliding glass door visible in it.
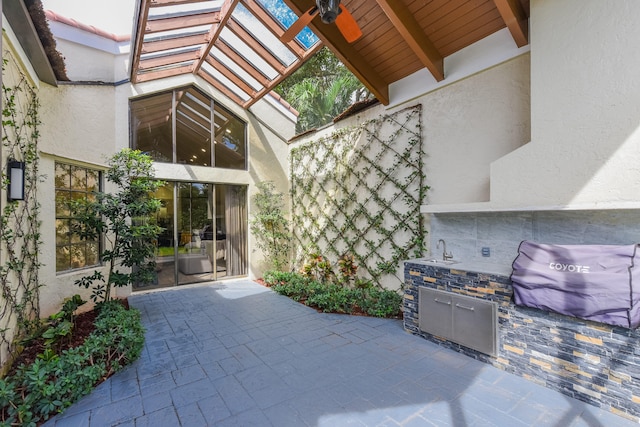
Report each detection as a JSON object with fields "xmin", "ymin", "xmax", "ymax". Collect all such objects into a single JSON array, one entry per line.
[
  {"xmin": 133, "ymin": 182, "xmax": 247, "ymax": 291},
  {"xmin": 177, "ymin": 183, "xmax": 214, "ymax": 285}
]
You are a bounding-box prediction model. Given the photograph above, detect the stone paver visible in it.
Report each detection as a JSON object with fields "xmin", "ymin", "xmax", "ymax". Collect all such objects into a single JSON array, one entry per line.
[{"xmin": 45, "ymin": 280, "xmax": 639, "ymax": 426}]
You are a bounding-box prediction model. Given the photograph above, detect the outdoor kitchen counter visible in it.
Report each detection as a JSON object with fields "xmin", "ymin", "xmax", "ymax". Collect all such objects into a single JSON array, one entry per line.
[{"xmin": 404, "ymin": 258, "xmax": 513, "ymax": 277}]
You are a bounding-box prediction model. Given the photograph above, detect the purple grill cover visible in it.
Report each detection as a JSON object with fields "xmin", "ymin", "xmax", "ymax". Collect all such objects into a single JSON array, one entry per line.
[{"xmin": 511, "ymin": 241, "xmax": 640, "ymax": 329}]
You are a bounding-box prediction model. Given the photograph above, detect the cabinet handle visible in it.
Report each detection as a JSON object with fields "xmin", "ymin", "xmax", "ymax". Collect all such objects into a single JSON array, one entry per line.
[
  {"xmin": 434, "ymin": 298, "xmax": 451, "ymax": 305},
  {"xmin": 455, "ymin": 303, "xmax": 475, "ymax": 311}
]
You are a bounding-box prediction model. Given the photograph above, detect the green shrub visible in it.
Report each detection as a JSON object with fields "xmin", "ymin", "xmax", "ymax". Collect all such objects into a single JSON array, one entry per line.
[
  {"xmin": 306, "ymin": 285, "xmax": 356, "ymax": 313},
  {"xmin": 267, "ymin": 271, "xmax": 402, "ymax": 318},
  {"xmin": 263, "ymin": 270, "xmax": 299, "ymax": 286},
  {"xmin": 272, "ymin": 277, "xmax": 325, "ymax": 303},
  {"xmin": 300, "ymin": 253, "xmax": 334, "ymax": 283},
  {"xmin": 0, "ymin": 301, "xmax": 144, "ymax": 426},
  {"xmin": 359, "ymin": 288, "xmax": 403, "ymax": 317}
]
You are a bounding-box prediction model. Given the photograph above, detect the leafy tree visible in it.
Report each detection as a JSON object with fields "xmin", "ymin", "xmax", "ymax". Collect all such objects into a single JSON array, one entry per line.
[
  {"xmin": 71, "ymin": 149, "xmax": 164, "ymax": 302},
  {"xmin": 250, "ymin": 181, "xmax": 291, "ymax": 271},
  {"xmin": 275, "ymin": 47, "xmax": 371, "ymax": 133}
]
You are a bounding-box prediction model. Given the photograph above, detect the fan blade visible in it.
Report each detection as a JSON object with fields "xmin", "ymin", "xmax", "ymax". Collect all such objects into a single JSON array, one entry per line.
[
  {"xmin": 281, "ymin": 6, "xmax": 318, "ymax": 44},
  {"xmin": 335, "ymin": 5, "xmax": 362, "ymax": 43}
]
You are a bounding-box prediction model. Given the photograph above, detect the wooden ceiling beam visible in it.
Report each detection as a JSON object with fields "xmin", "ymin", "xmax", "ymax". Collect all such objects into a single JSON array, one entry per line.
[
  {"xmin": 145, "ymin": 11, "xmax": 220, "ymax": 33},
  {"xmin": 134, "ymin": 64, "xmax": 194, "ymax": 83},
  {"xmin": 492, "ymin": 0, "xmax": 528, "ymax": 47},
  {"xmin": 131, "ymin": 0, "xmax": 152, "ymax": 83},
  {"xmin": 192, "ymin": 0, "xmax": 239, "ymax": 74},
  {"xmin": 198, "ymin": 71, "xmax": 249, "ymax": 108},
  {"xmin": 225, "ymin": 19, "xmax": 286, "ymax": 72},
  {"xmin": 282, "ymin": 0, "xmax": 389, "ymax": 105},
  {"xmin": 138, "ymin": 51, "xmax": 200, "ymax": 70},
  {"xmin": 244, "ymin": 40, "xmax": 323, "ymax": 109},
  {"xmin": 204, "ymin": 61, "xmax": 258, "ymax": 97},
  {"xmin": 210, "ymin": 41, "xmax": 271, "ymax": 86},
  {"xmin": 142, "ymin": 33, "xmax": 207, "ymax": 54},
  {"xmin": 375, "ymin": 0, "xmax": 444, "ymax": 82}
]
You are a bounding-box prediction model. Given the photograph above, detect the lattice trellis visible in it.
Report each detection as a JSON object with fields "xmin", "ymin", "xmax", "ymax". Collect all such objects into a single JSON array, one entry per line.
[
  {"xmin": 1, "ymin": 53, "xmax": 42, "ymax": 369},
  {"xmin": 290, "ymin": 105, "xmax": 427, "ymax": 289}
]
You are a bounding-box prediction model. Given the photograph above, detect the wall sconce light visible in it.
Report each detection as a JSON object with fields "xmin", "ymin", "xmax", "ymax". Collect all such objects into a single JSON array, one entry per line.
[{"xmin": 7, "ymin": 160, "xmax": 25, "ymax": 202}]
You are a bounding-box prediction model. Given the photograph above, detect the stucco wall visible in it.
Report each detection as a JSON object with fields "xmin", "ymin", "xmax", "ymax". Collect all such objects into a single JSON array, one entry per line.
[
  {"xmin": 38, "ymin": 83, "xmax": 119, "ymax": 316},
  {"xmin": 490, "ymin": 0, "xmax": 640, "ymax": 209},
  {"xmin": 415, "ymin": 54, "xmax": 530, "ymax": 205},
  {"xmin": 293, "ymin": 53, "xmax": 531, "ymax": 208}
]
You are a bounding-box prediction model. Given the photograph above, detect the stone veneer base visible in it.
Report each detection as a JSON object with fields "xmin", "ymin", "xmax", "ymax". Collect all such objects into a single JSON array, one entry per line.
[{"xmin": 404, "ymin": 261, "xmax": 640, "ymax": 423}]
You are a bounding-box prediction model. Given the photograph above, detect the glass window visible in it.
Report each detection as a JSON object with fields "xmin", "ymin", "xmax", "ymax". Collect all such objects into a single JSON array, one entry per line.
[
  {"xmin": 176, "ymin": 88, "xmax": 212, "ymax": 166},
  {"xmin": 55, "ymin": 163, "xmax": 101, "ymax": 272},
  {"xmin": 130, "ymin": 91, "xmax": 174, "ymax": 163},
  {"xmin": 130, "ymin": 86, "xmax": 247, "ymax": 170},
  {"xmin": 214, "ymin": 104, "xmax": 246, "ymax": 170}
]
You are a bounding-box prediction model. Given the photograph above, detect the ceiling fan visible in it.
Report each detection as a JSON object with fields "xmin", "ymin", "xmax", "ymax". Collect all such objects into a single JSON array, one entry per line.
[{"xmin": 281, "ymin": 0, "xmax": 363, "ymax": 44}]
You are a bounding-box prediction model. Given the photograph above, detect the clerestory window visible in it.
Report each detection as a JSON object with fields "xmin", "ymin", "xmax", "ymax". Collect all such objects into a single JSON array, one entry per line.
[{"xmin": 130, "ymin": 86, "xmax": 247, "ymax": 170}]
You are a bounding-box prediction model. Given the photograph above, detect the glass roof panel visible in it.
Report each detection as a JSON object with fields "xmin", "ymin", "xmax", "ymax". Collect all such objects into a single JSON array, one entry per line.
[
  {"xmin": 219, "ymin": 27, "xmax": 279, "ymax": 81},
  {"xmin": 232, "ymin": 3, "xmax": 296, "ymax": 67},
  {"xmin": 144, "ymin": 26, "xmax": 210, "ymax": 42},
  {"xmin": 148, "ymin": 1, "xmax": 222, "ymax": 19},
  {"xmin": 210, "ymin": 47, "xmax": 264, "ymax": 91},
  {"xmin": 257, "ymin": 0, "xmax": 319, "ymax": 49},
  {"xmin": 140, "ymin": 45, "xmax": 200, "ymax": 61},
  {"xmin": 139, "ymin": 61, "xmax": 193, "ymax": 74},
  {"xmin": 201, "ymin": 61, "xmax": 251, "ymax": 102},
  {"xmin": 132, "ymin": 0, "xmax": 323, "ymax": 108}
]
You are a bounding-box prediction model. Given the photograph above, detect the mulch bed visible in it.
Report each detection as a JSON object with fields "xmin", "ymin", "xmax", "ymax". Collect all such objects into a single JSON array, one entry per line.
[{"xmin": 6, "ymin": 299, "xmax": 129, "ymax": 377}]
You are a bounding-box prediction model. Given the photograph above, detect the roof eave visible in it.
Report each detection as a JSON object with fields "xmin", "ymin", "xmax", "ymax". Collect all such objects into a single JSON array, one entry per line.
[{"xmin": 4, "ymin": 0, "xmax": 58, "ymax": 86}]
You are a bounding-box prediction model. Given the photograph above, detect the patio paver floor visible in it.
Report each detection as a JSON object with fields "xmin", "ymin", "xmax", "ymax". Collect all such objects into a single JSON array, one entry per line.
[{"xmin": 44, "ymin": 280, "xmax": 638, "ymax": 426}]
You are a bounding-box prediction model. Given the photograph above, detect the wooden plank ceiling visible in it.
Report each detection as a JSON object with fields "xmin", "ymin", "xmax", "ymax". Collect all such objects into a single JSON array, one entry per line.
[{"xmin": 131, "ymin": 0, "xmax": 529, "ymax": 109}]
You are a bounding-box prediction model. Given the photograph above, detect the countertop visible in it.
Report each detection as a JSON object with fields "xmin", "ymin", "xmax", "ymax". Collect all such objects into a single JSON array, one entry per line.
[{"xmin": 404, "ymin": 258, "xmax": 513, "ymax": 277}]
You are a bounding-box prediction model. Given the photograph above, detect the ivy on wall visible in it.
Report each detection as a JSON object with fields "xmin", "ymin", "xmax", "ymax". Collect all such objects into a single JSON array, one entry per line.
[
  {"xmin": 0, "ymin": 55, "xmax": 43, "ymax": 369},
  {"xmin": 290, "ymin": 104, "xmax": 427, "ymax": 289}
]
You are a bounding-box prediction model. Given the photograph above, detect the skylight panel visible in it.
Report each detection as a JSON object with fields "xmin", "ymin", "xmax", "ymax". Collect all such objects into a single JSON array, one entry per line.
[
  {"xmin": 201, "ymin": 62, "xmax": 251, "ymax": 102},
  {"xmin": 219, "ymin": 27, "xmax": 278, "ymax": 81},
  {"xmin": 139, "ymin": 61, "xmax": 193, "ymax": 74},
  {"xmin": 144, "ymin": 26, "xmax": 210, "ymax": 42},
  {"xmin": 144, "ymin": 25, "xmax": 211, "ymax": 42},
  {"xmin": 140, "ymin": 45, "xmax": 200, "ymax": 61},
  {"xmin": 210, "ymin": 47, "xmax": 264, "ymax": 92},
  {"xmin": 232, "ymin": 3, "xmax": 296, "ymax": 67},
  {"xmin": 257, "ymin": 0, "xmax": 319, "ymax": 49},
  {"xmin": 148, "ymin": 1, "xmax": 222, "ymax": 19}
]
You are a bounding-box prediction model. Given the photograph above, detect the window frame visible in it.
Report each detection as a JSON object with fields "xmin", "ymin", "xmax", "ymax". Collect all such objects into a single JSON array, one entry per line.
[
  {"xmin": 54, "ymin": 162, "xmax": 103, "ymax": 274},
  {"xmin": 130, "ymin": 85, "xmax": 248, "ymax": 171}
]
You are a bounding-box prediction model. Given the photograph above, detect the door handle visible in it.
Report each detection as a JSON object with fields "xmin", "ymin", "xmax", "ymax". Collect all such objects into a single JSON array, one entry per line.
[
  {"xmin": 434, "ymin": 298, "xmax": 451, "ymax": 305},
  {"xmin": 455, "ymin": 303, "xmax": 475, "ymax": 311}
]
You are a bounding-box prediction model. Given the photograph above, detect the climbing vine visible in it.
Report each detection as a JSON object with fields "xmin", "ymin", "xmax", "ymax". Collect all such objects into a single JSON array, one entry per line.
[
  {"xmin": 290, "ymin": 105, "xmax": 427, "ymax": 289},
  {"xmin": 0, "ymin": 54, "xmax": 43, "ymax": 370}
]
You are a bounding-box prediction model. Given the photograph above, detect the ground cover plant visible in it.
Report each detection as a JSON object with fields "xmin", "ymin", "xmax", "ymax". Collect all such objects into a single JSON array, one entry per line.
[
  {"xmin": 0, "ymin": 300, "xmax": 144, "ymax": 426},
  {"xmin": 263, "ymin": 254, "xmax": 402, "ymax": 318}
]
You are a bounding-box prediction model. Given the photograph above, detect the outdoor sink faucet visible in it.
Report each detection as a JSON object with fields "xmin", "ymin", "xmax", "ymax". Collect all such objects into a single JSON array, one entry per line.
[{"xmin": 437, "ymin": 239, "xmax": 453, "ymax": 261}]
